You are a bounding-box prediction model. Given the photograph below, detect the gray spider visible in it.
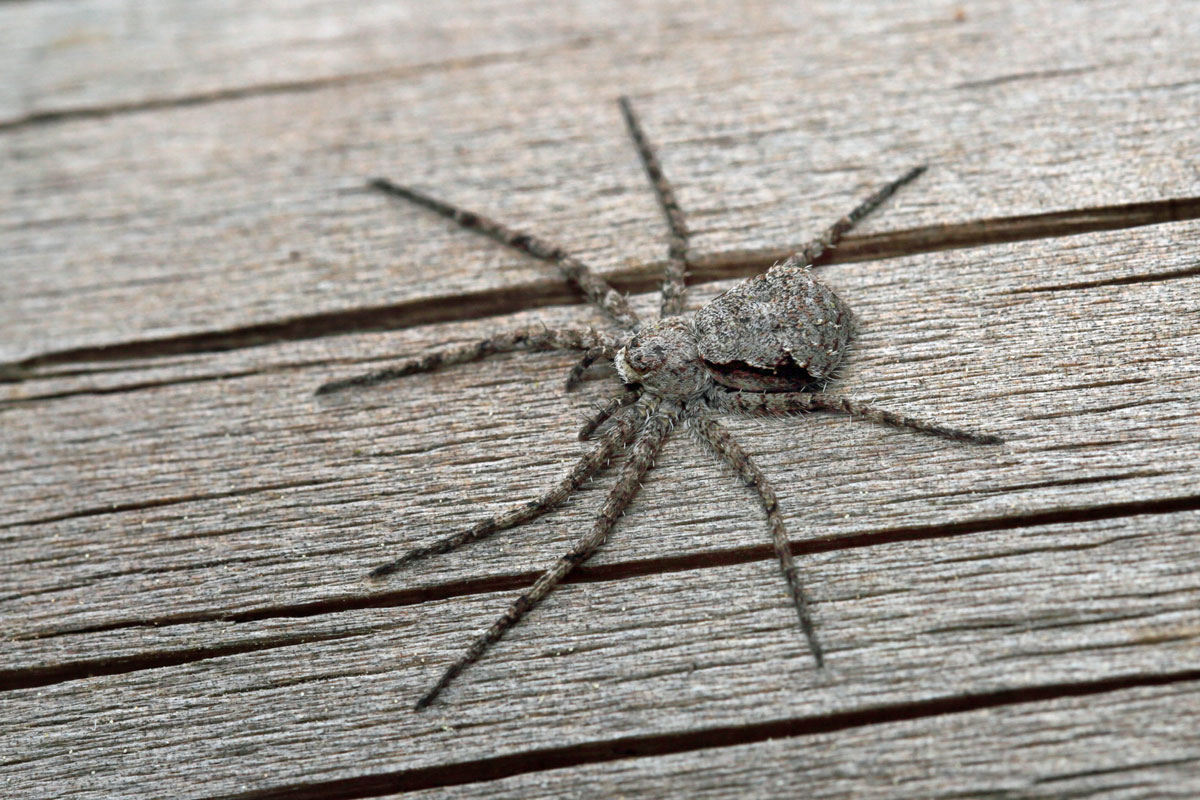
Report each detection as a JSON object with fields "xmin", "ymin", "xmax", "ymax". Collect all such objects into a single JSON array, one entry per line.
[{"xmin": 318, "ymin": 97, "xmax": 1001, "ymax": 709}]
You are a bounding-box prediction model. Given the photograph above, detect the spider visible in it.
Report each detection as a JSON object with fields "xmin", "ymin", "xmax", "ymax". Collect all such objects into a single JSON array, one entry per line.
[{"xmin": 317, "ymin": 97, "xmax": 1002, "ymax": 709}]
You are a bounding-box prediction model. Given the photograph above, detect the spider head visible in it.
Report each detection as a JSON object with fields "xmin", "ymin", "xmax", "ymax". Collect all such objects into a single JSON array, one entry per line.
[{"xmin": 615, "ymin": 317, "xmax": 713, "ymax": 399}]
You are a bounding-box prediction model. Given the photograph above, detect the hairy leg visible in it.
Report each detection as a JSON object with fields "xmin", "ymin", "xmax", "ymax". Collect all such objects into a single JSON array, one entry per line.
[
  {"xmin": 564, "ymin": 345, "xmax": 612, "ymax": 391},
  {"xmin": 370, "ymin": 400, "xmax": 648, "ymax": 578},
  {"xmin": 710, "ymin": 390, "xmax": 1002, "ymax": 445},
  {"xmin": 789, "ymin": 165, "xmax": 927, "ymax": 268},
  {"xmin": 617, "ymin": 96, "xmax": 691, "ymax": 318},
  {"xmin": 690, "ymin": 415, "xmax": 824, "ymax": 667},
  {"xmin": 578, "ymin": 386, "xmax": 643, "ymax": 441},
  {"xmin": 370, "ymin": 178, "xmax": 640, "ymax": 329},
  {"xmin": 415, "ymin": 398, "xmax": 679, "ymax": 709},
  {"xmin": 315, "ymin": 326, "xmax": 623, "ymax": 396}
]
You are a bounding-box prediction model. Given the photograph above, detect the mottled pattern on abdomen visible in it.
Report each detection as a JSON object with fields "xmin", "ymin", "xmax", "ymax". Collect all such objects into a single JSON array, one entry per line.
[{"xmin": 693, "ymin": 262, "xmax": 855, "ymax": 392}]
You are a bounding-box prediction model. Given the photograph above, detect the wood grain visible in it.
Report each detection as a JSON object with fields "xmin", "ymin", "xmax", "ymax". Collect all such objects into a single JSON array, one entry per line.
[
  {"xmin": 4, "ymin": 217, "xmax": 1199, "ymax": 634},
  {"xmin": 399, "ymin": 680, "xmax": 1200, "ymax": 799},
  {"xmin": 5, "ymin": 507, "xmax": 1200, "ymax": 797},
  {"xmin": 4, "ymin": 0, "xmax": 1200, "ymax": 798},
  {"xmin": 2, "ymin": 0, "xmax": 1198, "ymax": 363}
]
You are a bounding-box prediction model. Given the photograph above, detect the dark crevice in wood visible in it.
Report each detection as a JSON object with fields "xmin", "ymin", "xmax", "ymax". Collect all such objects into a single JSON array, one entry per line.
[
  {"xmin": 0, "ymin": 368, "xmax": 269, "ymax": 407},
  {"xmin": 208, "ymin": 669, "xmax": 1200, "ymax": 800},
  {"xmin": 977, "ymin": 376, "xmax": 1151, "ymax": 400},
  {"xmin": 3, "ymin": 195, "xmax": 1199, "ymax": 383},
  {"xmin": 879, "ymin": 470, "xmax": 1172, "ymax": 505},
  {"xmin": 1007, "ymin": 264, "xmax": 1200, "ymax": 293},
  {"xmin": 950, "ymin": 64, "xmax": 1107, "ymax": 90},
  {"xmin": 0, "ymin": 40, "xmax": 597, "ymax": 134},
  {"xmin": 7, "ymin": 492, "xmax": 1199, "ymax": 690},
  {"xmin": 0, "ymin": 478, "xmax": 337, "ymax": 531},
  {"xmin": 1033, "ymin": 756, "xmax": 1199, "ymax": 784},
  {"xmin": 0, "ymin": 631, "xmax": 364, "ymax": 693},
  {"xmin": 1019, "ymin": 396, "xmax": 1183, "ymax": 421}
]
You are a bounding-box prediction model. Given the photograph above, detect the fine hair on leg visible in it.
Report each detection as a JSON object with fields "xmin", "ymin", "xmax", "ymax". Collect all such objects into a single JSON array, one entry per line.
[
  {"xmin": 370, "ymin": 399, "xmax": 648, "ymax": 579},
  {"xmin": 709, "ymin": 390, "xmax": 1002, "ymax": 445},
  {"xmin": 564, "ymin": 345, "xmax": 612, "ymax": 391},
  {"xmin": 370, "ymin": 178, "xmax": 640, "ymax": 329},
  {"xmin": 415, "ymin": 399, "xmax": 679, "ymax": 710},
  {"xmin": 315, "ymin": 326, "xmax": 622, "ymax": 396},
  {"xmin": 790, "ymin": 165, "xmax": 927, "ymax": 268},
  {"xmin": 617, "ymin": 96, "xmax": 691, "ymax": 319},
  {"xmin": 578, "ymin": 386, "xmax": 643, "ymax": 441},
  {"xmin": 690, "ymin": 414, "xmax": 824, "ymax": 667}
]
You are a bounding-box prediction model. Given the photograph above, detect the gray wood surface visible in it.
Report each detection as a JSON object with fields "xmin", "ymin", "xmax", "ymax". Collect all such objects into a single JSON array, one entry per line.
[{"xmin": 3, "ymin": 1, "xmax": 1200, "ymax": 798}]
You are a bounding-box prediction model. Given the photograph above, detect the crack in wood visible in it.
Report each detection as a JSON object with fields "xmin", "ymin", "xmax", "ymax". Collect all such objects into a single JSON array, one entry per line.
[
  {"xmin": 950, "ymin": 63, "xmax": 1109, "ymax": 90},
  {"xmin": 0, "ymin": 39, "xmax": 598, "ymax": 133},
  {"xmin": 3, "ymin": 196, "xmax": 1199, "ymax": 383},
  {"xmin": 0, "ymin": 477, "xmax": 338, "ymax": 531},
  {"xmin": 1007, "ymin": 264, "xmax": 1200, "ymax": 293},
  {"xmin": 0, "ymin": 630, "xmax": 365, "ymax": 693},
  {"xmin": 201, "ymin": 668, "xmax": 1200, "ymax": 800},
  {"xmin": 7, "ymin": 493, "xmax": 1198, "ymax": 691}
]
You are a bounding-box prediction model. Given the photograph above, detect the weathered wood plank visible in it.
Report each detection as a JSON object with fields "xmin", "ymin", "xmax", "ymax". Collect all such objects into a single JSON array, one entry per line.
[
  {"xmin": 4, "ymin": 2, "xmax": 1200, "ymax": 798},
  {"xmin": 3, "ymin": 220, "xmax": 1198, "ymax": 644},
  {"xmin": 4, "ymin": 509, "xmax": 1199, "ymax": 797},
  {"xmin": 2, "ymin": 0, "xmax": 1192, "ymax": 126},
  {"xmin": 402, "ymin": 680, "xmax": 1200, "ymax": 800},
  {"xmin": 2, "ymin": 0, "xmax": 1198, "ymax": 362},
  {"xmin": 0, "ymin": 0, "xmax": 597, "ymax": 124}
]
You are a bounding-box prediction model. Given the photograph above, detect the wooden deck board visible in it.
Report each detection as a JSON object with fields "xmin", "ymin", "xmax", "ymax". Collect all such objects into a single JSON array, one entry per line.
[
  {"xmin": 3, "ymin": 222, "xmax": 1198, "ymax": 643},
  {"xmin": 5, "ymin": 510, "xmax": 1200, "ymax": 797},
  {"xmin": 398, "ymin": 680, "xmax": 1200, "ymax": 799},
  {"xmin": 2, "ymin": 1, "xmax": 1199, "ymax": 363},
  {"xmin": 4, "ymin": 0, "xmax": 1200, "ymax": 798}
]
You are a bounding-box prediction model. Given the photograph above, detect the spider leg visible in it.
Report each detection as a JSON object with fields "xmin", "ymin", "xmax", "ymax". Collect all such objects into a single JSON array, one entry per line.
[
  {"xmin": 790, "ymin": 165, "xmax": 927, "ymax": 268},
  {"xmin": 564, "ymin": 345, "xmax": 612, "ymax": 391},
  {"xmin": 690, "ymin": 415, "xmax": 824, "ymax": 667},
  {"xmin": 710, "ymin": 390, "xmax": 1002, "ymax": 445},
  {"xmin": 315, "ymin": 325, "xmax": 622, "ymax": 396},
  {"xmin": 578, "ymin": 386, "xmax": 643, "ymax": 441},
  {"xmin": 370, "ymin": 399, "xmax": 646, "ymax": 578},
  {"xmin": 370, "ymin": 178, "xmax": 640, "ymax": 330},
  {"xmin": 618, "ymin": 96, "xmax": 692, "ymax": 319},
  {"xmin": 415, "ymin": 398, "xmax": 679, "ymax": 710}
]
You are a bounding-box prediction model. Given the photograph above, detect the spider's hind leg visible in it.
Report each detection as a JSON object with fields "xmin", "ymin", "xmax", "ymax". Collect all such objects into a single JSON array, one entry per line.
[
  {"xmin": 792, "ymin": 165, "xmax": 927, "ymax": 268},
  {"xmin": 578, "ymin": 386, "xmax": 643, "ymax": 441},
  {"xmin": 711, "ymin": 391, "xmax": 1002, "ymax": 445},
  {"xmin": 315, "ymin": 325, "xmax": 621, "ymax": 396},
  {"xmin": 810, "ymin": 393, "xmax": 1002, "ymax": 445},
  {"xmin": 691, "ymin": 415, "xmax": 825, "ymax": 667}
]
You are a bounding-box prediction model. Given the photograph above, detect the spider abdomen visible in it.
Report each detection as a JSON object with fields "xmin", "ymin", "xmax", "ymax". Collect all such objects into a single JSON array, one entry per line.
[{"xmin": 694, "ymin": 263, "xmax": 855, "ymax": 392}]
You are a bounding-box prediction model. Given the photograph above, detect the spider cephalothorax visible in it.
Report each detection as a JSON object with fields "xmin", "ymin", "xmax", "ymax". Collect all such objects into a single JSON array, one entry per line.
[
  {"xmin": 615, "ymin": 316, "xmax": 712, "ymax": 399},
  {"xmin": 318, "ymin": 96, "xmax": 1001, "ymax": 709}
]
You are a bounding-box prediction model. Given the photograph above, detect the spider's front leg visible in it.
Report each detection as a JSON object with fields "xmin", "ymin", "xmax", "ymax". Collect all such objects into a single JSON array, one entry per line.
[
  {"xmin": 315, "ymin": 325, "xmax": 623, "ymax": 396},
  {"xmin": 370, "ymin": 178, "xmax": 641, "ymax": 331},
  {"xmin": 369, "ymin": 396, "xmax": 646, "ymax": 578},
  {"xmin": 416, "ymin": 398, "xmax": 679, "ymax": 709}
]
